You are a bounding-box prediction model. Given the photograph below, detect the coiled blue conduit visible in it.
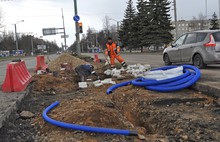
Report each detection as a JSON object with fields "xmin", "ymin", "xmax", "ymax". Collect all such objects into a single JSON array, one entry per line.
[
  {"xmin": 42, "ymin": 101, "xmax": 138, "ymax": 136},
  {"xmin": 107, "ymin": 65, "xmax": 201, "ymax": 94}
]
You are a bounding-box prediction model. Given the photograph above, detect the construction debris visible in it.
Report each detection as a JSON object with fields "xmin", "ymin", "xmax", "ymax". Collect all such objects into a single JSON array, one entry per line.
[
  {"xmin": 78, "ymin": 78, "xmax": 116, "ymax": 88},
  {"xmin": 104, "ymin": 64, "xmax": 151, "ymax": 78},
  {"xmin": 20, "ymin": 111, "xmax": 34, "ymax": 119},
  {"xmin": 78, "ymin": 82, "xmax": 88, "ymax": 89}
]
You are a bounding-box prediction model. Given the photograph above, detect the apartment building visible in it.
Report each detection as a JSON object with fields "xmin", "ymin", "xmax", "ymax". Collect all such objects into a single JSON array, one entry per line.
[{"xmin": 172, "ymin": 20, "xmax": 210, "ymax": 38}]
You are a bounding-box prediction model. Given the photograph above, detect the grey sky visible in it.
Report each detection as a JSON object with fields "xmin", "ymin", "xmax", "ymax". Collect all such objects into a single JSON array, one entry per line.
[{"xmin": 0, "ymin": 0, "xmax": 220, "ymax": 47}]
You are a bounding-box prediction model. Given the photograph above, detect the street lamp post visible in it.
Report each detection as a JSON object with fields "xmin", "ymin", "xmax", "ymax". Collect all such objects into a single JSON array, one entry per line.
[{"xmin": 13, "ymin": 20, "xmax": 24, "ymax": 51}]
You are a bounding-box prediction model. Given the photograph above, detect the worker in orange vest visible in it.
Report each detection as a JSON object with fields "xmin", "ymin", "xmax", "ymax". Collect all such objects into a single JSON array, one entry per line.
[{"xmin": 105, "ymin": 37, "xmax": 127, "ymax": 68}]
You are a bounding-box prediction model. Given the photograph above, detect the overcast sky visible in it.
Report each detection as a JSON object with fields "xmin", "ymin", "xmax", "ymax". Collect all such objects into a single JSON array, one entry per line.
[{"xmin": 0, "ymin": 0, "xmax": 220, "ymax": 47}]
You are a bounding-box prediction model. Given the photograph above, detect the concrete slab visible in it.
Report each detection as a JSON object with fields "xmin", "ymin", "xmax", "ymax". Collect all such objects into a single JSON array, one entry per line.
[{"xmin": 0, "ymin": 90, "xmax": 29, "ymax": 128}]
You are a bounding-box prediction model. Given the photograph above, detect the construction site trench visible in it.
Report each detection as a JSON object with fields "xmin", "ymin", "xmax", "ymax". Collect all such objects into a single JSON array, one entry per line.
[{"xmin": 0, "ymin": 53, "xmax": 220, "ymax": 142}]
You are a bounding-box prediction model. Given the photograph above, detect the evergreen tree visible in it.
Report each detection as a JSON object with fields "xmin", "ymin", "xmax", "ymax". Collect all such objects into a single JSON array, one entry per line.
[
  {"xmin": 138, "ymin": 0, "xmax": 152, "ymax": 49},
  {"xmin": 210, "ymin": 12, "xmax": 219, "ymax": 30},
  {"xmin": 119, "ymin": 0, "xmax": 136, "ymax": 52},
  {"xmin": 140, "ymin": 0, "xmax": 173, "ymax": 50},
  {"xmin": 136, "ymin": 0, "xmax": 149, "ymax": 52},
  {"xmin": 129, "ymin": 14, "xmax": 141, "ymax": 52}
]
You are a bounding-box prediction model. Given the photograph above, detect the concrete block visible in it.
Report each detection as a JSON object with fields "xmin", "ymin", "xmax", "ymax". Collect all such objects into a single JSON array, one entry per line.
[
  {"xmin": 101, "ymin": 78, "xmax": 113, "ymax": 84},
  {"xmin": 110, "ymin": 81, "xmax": 116, "ymax": 85},
  {"xmin": 93, "ymin": 80, "xmax": 101, "ymax": 85},
  {"xmin": 78, "ymin": 82, "xmax": 88, "ymax": 88},
  {"xmin": 94, "ymin": 83, "xmax": 103, "ymax": 87}
]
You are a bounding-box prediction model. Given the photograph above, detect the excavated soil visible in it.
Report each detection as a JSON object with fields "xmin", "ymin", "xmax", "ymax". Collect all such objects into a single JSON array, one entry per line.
[
  {"xmin": 48, "ymin": 53, "xmax": 87, "ymax": 71},
  {"xmin": 27, "ymin": 83, "xmax": 220, "ymax": 142},
  {"xmin": 32, "ymin": 74, "xmax": 78, "ymax": 94},
  {"xmin": 0, "ymin": 55, "xmax": 220, "ymax": 142}
]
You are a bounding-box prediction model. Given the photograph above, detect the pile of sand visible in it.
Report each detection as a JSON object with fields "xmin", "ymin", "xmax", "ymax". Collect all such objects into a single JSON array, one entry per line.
[{"xmin": 48, "ymin": 53, "xmax": 87, "ymax": 71}]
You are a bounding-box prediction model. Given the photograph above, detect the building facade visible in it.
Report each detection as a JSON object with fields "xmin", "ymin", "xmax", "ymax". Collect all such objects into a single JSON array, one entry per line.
[{"xmin": 172, "ymin": 20, "xmax": 211, "ymax": 39}]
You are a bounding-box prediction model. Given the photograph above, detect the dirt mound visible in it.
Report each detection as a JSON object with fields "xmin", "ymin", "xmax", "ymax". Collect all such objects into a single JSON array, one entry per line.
[
  {"xmin": 48, "ymin": 53, "xmax": 87, "ymax": 71},
  {"xmin": 48, "ymin": 100, "xmax": 127, "ymax": 129},
  {"xmin": 33, "ymin": 75, "xmax": 78, "ymax": 94}
]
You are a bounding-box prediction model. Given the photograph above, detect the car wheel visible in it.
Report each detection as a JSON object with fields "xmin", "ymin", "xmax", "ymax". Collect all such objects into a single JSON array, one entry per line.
[
  {"xmin": 193, "ymin": 54, "xmax": 206, "ymax": 69},
  {"xmin": 164, "ymin": 54, "xmax": 172, "ymax": 65}
]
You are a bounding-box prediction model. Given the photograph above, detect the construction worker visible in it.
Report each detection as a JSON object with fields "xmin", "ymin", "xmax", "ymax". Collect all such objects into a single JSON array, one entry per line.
[
  {"xmin": 105, "ymin": 37, "xmax": 127, "ymax": 68},
  {"xmin": 75, "ymin": 64, "xmax": 99, "ymax": 81}
]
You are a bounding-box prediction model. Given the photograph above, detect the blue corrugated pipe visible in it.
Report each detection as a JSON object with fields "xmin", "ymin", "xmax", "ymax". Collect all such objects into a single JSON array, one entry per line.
[
  {"xmin": 42, "ymin": 101, "xmax": 138, "ymax": 136},
  {"xmin": 106, "ymin": 65, "xmax": 201, "ymax": 94}
]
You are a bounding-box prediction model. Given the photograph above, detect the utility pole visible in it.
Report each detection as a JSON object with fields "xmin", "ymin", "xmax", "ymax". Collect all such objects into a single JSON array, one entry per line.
[
  {"xmin": 13, "ymin": 20, "xmax": 24, "ymax": 51},
  {"xmin": 219, "ymin": 0, "xmax": 220, "ymax": 20},
  {"xmin": 14, "ymin": 24, "xmax": 18, "ymax": 51},
  {"xmin": 31, "ymin": 36, "xmax": 34, "ymax": 56},
  {"xmin": 174, "ymin": 0, "xmax": 178, "ymax": 39},
  {"xmin": 73, "ymin": 0, "xmax": 81, "ymax": 55},
  {"xmin": 205, "ymin": 0, "xmax": 208, "ymax": 20},
  {"xmin": 61, "ymin": 8, "xmax": 67, "ymax": 51}
]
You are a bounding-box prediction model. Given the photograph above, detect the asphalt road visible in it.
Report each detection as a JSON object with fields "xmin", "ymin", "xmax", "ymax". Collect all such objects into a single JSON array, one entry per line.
[
  {"xmin": 0, "ymin": 53, "xmax": 219, "ymax": 84},
  {"xmin": 0, "ymin": 54, "xmax": 58, "ymax": 85},
  {"xmin": 83, "ymin": 53, "xmax": 220, "ymax": 80}
]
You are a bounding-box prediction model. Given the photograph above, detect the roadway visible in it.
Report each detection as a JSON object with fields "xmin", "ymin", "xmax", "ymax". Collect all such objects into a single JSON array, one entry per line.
[
  {"xmin": 83, "ymin": 53, "xmax": 220, "ymax": 80},
  {"xmin": 0, "ymin": 53, "xmax": 219, "ymax": 85},
  {"xmin": 0, "ymin": 54, "xmax": 58, "ymax": 85}
]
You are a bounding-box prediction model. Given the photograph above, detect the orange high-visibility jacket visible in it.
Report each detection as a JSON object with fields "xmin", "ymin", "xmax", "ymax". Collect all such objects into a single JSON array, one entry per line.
[{"xmin": 105, "ymin": 42, "xmax": 120, "ymax": 56}]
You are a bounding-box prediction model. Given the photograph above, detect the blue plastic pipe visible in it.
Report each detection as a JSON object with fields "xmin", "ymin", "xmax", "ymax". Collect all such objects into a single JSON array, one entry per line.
[
  {"xmin": 106, "ymin": 80, "xmax": 132, "ymax": 95},
  {"xmin": 131, "ymin": 69, "xmax": 190, "ymax": 87},
  {"xmin": 42, "ymin": 101, "xmax": 138, "ymax": 136},
  {"xmin": 107, "ymin": 65, "xmax": 201, "ymax": 94}
]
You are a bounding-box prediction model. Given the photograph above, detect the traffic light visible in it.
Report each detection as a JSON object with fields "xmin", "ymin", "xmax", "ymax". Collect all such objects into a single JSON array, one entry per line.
[{"xmin": 78, "ymin": 22, "xmax": 83, "ymax": 33}]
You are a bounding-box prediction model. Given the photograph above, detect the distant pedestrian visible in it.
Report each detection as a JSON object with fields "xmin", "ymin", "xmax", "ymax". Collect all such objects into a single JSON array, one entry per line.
[{"xmin": 105, "ymin": 37, "xmax": 127, "ymax": 68}]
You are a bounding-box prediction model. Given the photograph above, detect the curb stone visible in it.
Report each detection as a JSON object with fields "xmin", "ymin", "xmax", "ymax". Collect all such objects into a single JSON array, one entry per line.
[
  {"xmin": 192, "ymin": 82, "xmax": 220, "ymax": 98},
  {"xmin": 0, "ymin": 85, "xmax": 32, "ymax": 128}
]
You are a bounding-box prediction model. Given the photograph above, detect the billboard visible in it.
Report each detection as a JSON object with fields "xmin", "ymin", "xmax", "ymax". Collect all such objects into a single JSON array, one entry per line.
[
  {"xmin": 42, "ymin": 28, "xmax": 57, "ymax": 36},
  {"xmin": 37, "ymin": 45, "xmax": 46, "ymax": 50}
]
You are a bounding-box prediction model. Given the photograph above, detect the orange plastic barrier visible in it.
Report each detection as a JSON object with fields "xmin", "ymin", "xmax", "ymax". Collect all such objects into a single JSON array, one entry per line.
[
  {"xmin": 2, "ymin": 61, "xmax": 33, "ymax": 92},
  {"xmin": 94, "ymin": 54, "xmax": 100, "ymax": 63},
  {"xmin": 35, "ymin": 55, "xmax": 48, "ymax": 72}
]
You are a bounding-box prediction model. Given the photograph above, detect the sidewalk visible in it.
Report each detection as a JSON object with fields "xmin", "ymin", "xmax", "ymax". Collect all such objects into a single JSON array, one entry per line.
[{"xmin": 192, "ymin": 70, "xmax": 220, "ymax": 98}]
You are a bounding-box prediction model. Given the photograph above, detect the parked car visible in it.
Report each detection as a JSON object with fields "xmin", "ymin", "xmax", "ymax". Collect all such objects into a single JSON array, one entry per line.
[{"xmin": 163, "ymin": 30, "xmax": 220, "ymax": 68}]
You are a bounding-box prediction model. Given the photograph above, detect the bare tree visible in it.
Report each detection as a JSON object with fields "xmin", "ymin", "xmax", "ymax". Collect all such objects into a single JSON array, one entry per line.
[
  {"xmin": 0, "ymin": 8, "xmax": 5, "ymax": 30},
  {"xmin": 197, "ymin": 13, "xmax": 207, "ymax": 30},
  {"xmin": 189, "ymin": 13, "xmax": 207, "ymax": 31},
  {"xmin": 103, "ymin": 16, "xmax": 110, "ymax": 37},
  {"xmin": 109, "ymin": 24, "xmax": 117, "ymax": 41}
]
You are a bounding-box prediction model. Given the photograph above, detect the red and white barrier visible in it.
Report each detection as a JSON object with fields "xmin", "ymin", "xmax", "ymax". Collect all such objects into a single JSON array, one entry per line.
[
  {"xmin": 2, "ymin": 61, "xmax": 33, "ymax": 92},
  {"xmin": 35, "ymin": 55, "xmax": 48, "ymax": 72}
]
